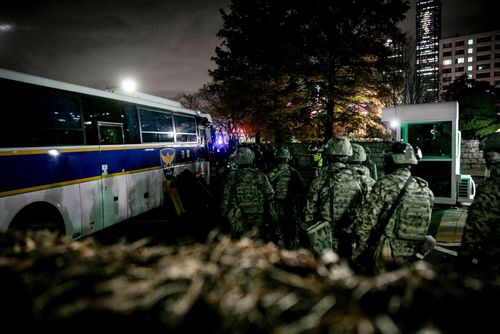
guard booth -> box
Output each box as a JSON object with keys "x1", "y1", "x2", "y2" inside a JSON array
[{"x1": 382, "y1": 102, "x2": 475, "y2": 245}]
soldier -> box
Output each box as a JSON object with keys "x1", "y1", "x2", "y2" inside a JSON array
[
  {"x1": 362, "y1": 146, "x2": 378, "y2": 181},
  {"x1": 351, "y1": 142, "x2": 434, "y2": 274},
  {"x1": 219, "y1": 147, "x2": 280, "y2": 244},
  {"x1": 458, "y1": 132, "x2": 500, "y2": 273},
  {"x1": 303, "y1": 137, "x2": 364, "y2": 256},
  {"x1": 308, "y1": 141, "x2": 324, "y2": 177},
  {"x1": 267, "y1": 146, "x2": 306, "y2": 249},
  {"x1": 347, "y1": 143, "x2": 376, "y2": 195}
]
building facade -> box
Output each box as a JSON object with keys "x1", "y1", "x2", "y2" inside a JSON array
[
  {"x1": 416, "y1": 0, "x2": 441, "y2": 103},
  {"x1": 439, "y1": 30, "x2": 500, "y2": 98}
]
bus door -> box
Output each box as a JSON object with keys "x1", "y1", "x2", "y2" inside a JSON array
[{"x1": 97, "y1": 121, "x2": 128, "y2": 228}]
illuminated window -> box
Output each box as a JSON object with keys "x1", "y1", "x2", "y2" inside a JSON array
[
  {"x1": 467, "y1": 65, "x2": 473, "y2": 71},
  {"x1": 443, "y1": 59, "x2": 452, "y2": 65},
  {"x1": 455, "y1": 58, "x2": 465, "y2": 64},
  {"x1": 468, "y1": 39, "x2": 474, "y2": 45},
  {"x1": 468, "y1": 48, "x2": 473, "y2": 53},
  {"x1": 477, "y1": 63, "x2": 490, "y2": 70},
  {"x1": 468, "y1": 56, "x2": 473, "y2": 62}
]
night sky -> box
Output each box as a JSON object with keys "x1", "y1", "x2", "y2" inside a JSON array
[{"x1": 0, "y1": 0, "x2": 498, "y2": 99}]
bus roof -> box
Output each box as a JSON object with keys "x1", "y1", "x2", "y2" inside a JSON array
[{"x1": 0, "y1": 68, "x2": 212, "y2": 122}]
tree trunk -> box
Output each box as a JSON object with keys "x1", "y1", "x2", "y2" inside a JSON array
[{"x1": 324, "y1": 99, "x2": 334, "y2": 140}]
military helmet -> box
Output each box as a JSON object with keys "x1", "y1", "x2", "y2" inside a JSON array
[
  {"x1": 324, "y1": 137, "x2": 353, "y2": 157},
  {"x1": 480, "y1": 132, "x2": 500, "y2": 152},
  {"x1": 384, "y1": 142, "x2": 418, "y2": 165},
  {"x1": 233, "y1": 147, "x2": 255, "y2": 165},
  {"x1": 348, "y1": 143, "x2": 367, "y2": 162},
  {"x1": 274, "y1": 146, "x2": 291, "y2": 161}
]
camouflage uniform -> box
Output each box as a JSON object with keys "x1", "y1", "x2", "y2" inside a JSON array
[
  {"x1": 352, "y1": 143, "x2": 434, "y2": 273},
  {"x1": 220, "y1": 147, "x2": 279, "y2": 243},
  {"x1": 304, "y1": 137, "x2": 364, "y2": 255},
  {"x1": 347, "y1": 143, "x2": 376, "y2": 195},
  {"x1": 267, "y1": 147, "x2": 306, "y2": 249},
  {"x1": 459, "y1": 133, "x2": 500, "y2": 273}
]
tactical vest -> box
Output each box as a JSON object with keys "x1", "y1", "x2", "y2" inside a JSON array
[
  {"x1": 234, "y1": 170, "x2": 266, "y2": 215},
  {"x1": 318, "y1": 169, "x2": 363, "y2": 226},
  {"x1": 392, "y1": 177, "x2": 433, "y2": 240},
  {"x1": 269, "y1": 167, "x2": 292, "y2": 201}
]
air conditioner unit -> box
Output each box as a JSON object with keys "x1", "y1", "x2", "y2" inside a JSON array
[{"x1": 457, "y1": 174, "x2": 475, "y2": 204}]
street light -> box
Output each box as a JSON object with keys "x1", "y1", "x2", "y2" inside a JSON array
[{"x1": 121, "y1": 78, "x2": 137, "y2": 92}]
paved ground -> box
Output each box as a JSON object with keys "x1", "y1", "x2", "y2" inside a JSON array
[{"x1": 91, "y1": 206, "x2": 219, "y2": 245}]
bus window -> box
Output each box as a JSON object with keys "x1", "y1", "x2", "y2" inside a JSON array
[
  {"x1": 98, "y1": 122, "x2": 124, "y2": 145},
  {"x1": 173, "y1": 114, "x2": 197, "y2": 142},
  {"x1": 83, "y1": 96, "x2": 125, "y2": 145},
  {"x1": 139, "y1": 108, "x2": 174, "y2": 143},
  {"x1": 34, "y1": 93, "x2": 85, "y2": 146},
  {"x1": 0, "y1": 79, "x2": 84, "y2": 147},
  {"x1": 123, "y1": 105, "x2": 140, "y2": 144}
]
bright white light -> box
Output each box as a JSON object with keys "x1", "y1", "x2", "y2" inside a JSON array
[
  {"x1": 121, "y1": 78, "x2": 137, "y2": 92},
  {"x1": 390, "y1": 120, "x2": 399, "y2": 128},
  {"x1": 0, "y1": 23, "x2": 14, "y2": 32},
  {"x1": 48, "y1": 149, "x2": 60, "y2": 157}
]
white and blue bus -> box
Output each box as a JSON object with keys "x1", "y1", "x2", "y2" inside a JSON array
[{"x1": 0, "y1": 68, "x2": 213, "y2": 239}]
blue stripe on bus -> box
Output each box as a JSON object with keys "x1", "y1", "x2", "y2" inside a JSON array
[{"x1": 0, "y1": 146, "x2": 205, "y2": 193}]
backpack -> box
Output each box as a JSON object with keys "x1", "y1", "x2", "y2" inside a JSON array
[
  {"x1": 393, "y1": 177, "x2": 433, "y2": 240},
  {"x1": 321, "y1": 169, "x2": 363, "y2": 225}
]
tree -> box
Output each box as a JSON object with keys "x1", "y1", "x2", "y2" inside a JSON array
[
  {"x1": 210, "y1": 0, "x2": 410, "y2": 142},
  {"x1": 441, "y1": 75, "x2": 500, "y2": 139},
  {"x1": 176, "y1": 84, "x2": 244, "y2": 147}
]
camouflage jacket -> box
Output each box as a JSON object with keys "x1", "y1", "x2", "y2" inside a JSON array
[
  {"x1": 220, "y1": 167, "x2": 277, "y2": 238},
  {"x1": 267, "y1": 162, "x2": 306, "y2": 203},
  {"x1": 352, "y1": 168, "x2": 434, "y2": 264},
  {"x1": 304, "y1": 162, "x2": 364, "y2": 231},
  {"x1": 459, "y1": 164, "x2": 500, "y2": 269},
  {"x1": 347, "y1": 164, "x2": 376, "y2": 195},
  {"x1": 267, "y1": 162, "x2": 306, "y2": 249}
]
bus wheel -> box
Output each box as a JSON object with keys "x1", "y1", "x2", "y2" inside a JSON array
[{"x1": 10, "y1": 202, "x2": 66, "y2": 235}]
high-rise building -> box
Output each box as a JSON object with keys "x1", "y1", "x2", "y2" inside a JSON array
[
  {"x1": 439, "y1": 30, "x2": 500, "y2": 98},
  {"x1": 415, "y1": 0, "x2": 441, "y2": 103}
]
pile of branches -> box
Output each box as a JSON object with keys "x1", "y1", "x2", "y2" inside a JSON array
[{"x1": 0, "y1": 230, "x2": 498, "y2": 333}]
